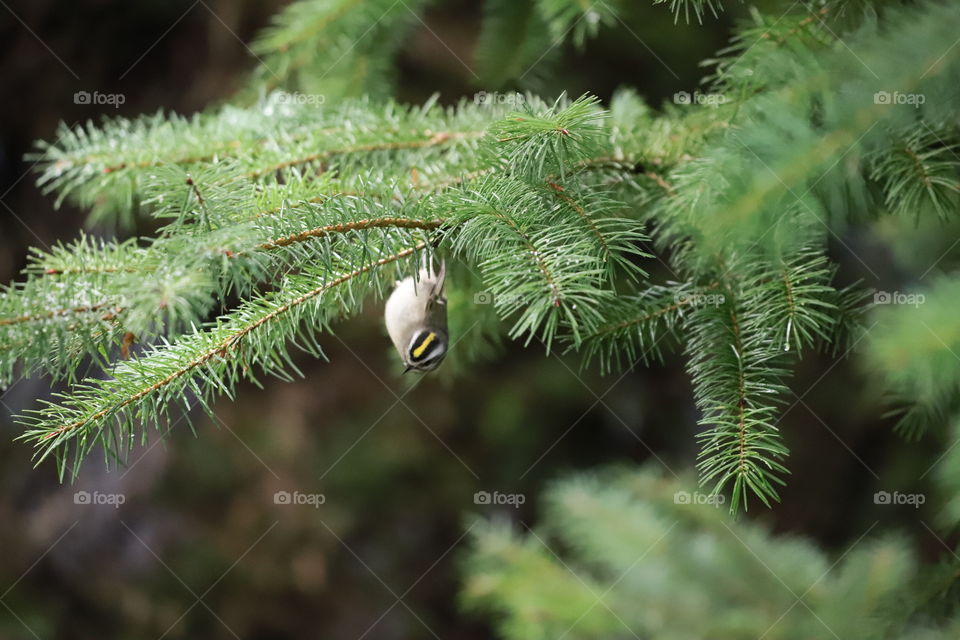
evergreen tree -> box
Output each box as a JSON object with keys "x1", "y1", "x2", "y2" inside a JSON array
[
  {"x1": 3, "y1": 0, "x2": 960, "y2": 592},
  {"x1": 463, "y1": 466, "x2": 960, "y2": 640}
]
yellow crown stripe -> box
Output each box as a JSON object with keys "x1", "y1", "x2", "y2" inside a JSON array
[{"x1": 412, "y1": 332, "x2": 436, "y2": 358}]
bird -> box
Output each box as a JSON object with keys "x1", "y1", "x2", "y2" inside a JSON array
[{"x1": 384, "y1": 258, "x2": 448, "y2": 373}]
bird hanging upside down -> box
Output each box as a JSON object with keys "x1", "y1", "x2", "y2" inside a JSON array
[{"x1": 384, "y1": 259, "x2": 448, "y2": 373}]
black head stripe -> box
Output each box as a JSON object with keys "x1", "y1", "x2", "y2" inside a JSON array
[{"x1": 409, "y1": 330, "x2": 445, "y2": 363}]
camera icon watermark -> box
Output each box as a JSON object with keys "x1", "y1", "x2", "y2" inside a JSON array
[
  {"x1": 873, "y1": 490, "x2": 925, "y2": 509},
  {"x1": 74, "y1": 490, "x2": 126, "y2": 509},
  {"x1": 873, "y1": 291, "x2": 925, "y2": 308},
  {"x1": 73, "y1": 90, "x2": 125, "y2": 109},
  {"x1": 673, "y1": 91, "x2": 728, "y2": 107},
  {"x1": 474, "y1": 490, "x2": 526, "y2": 508},
  {"x1": 873, "y1": 91, "x2": 925, "y2": 108},
  {"x1": 673, "y1": 490, "x2": 725, "y2": 507},
  {"x1": 274, "y1": 490, "x2": 326, "y2": 509}
]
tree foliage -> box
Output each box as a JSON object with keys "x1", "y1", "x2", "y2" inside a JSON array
[
  {"x1": 463, "y1": 467, "x2": 960, "y2": 640},
  {"x1": 3, "y1": 0, "x2": 960, "y2": 519}
]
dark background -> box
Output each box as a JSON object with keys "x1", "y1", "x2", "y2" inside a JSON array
[{"x1": 0, "y1": 1, "x2": 942, "y2": 638}]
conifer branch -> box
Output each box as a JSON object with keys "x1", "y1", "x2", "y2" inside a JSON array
[
  {"x1": 20, "y1": 242, "x2": 427, "y2": 477},
  {"x1": 257, "y1": 217, "x2": 444, "y2": 249},
  {"x1": 6, "y1": 0, "x2": 960, "y2": 518},
  {"x1": 0, "y1": 303, "x2": 115, "y2": 327},
  {"x1": 238, "y1": 131, "x2": 485, "y2": 181}
]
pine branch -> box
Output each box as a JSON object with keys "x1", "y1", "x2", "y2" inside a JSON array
[
  {"x1": 465, "y1": 467, "x2": 956, "y2": 639},
  {"x1": 688, "y1": 291, "x2": 790, "y2": 511},
  {"x1": 577, "y1": 282, "x2": 709, "y2": 373},
  {"x1": 0, "y1": 203, "x2": 445, "y2": 386},
  {"x1": 18, "y1": 241, "x2": 428, "y2": 478},
  {"x1": 869, "y1": 124, "x2": 960, "y2": 221},
  {"x1": 8, "y1": 0, "x2": 960, "y2": 521},
  {"x1": 445, "y1": 174, "x2": 625, "y2": 348},
  {"x1": 256, "y1": 217, "x2": 444, "y2": 250},
  {"x1": 489, "y1": 94, "x2": 607, "y2": 181},
  {"x1": 688, "y1": 247, "x2": 838, "y2": 510},
  {"x1": 33, "y1": 97, "x2": 499, "y2": 228},
  {"x1": 866, "y1": 276, "x2": 960, "y2": 438},
  {"x1": 249, "y1": 0, "x2": 432, "y2": 96}
]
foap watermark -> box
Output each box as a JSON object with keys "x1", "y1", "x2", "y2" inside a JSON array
[
  {"x1": 674, "y1": 490, "x2": 725, "y2": 507},
  {"x1": 673, "y1": 90, "x2": 728, "y2": 107},
  {"x1": 473, "y1": 291, "x2": 524, "y2": 306},
  {"x1": 874, "y1": 291, "x2": 925, "y2": 307},
  {"x1": 74, "y1": 490, "x2": 126, "y2": 508},
  {"x1": 474, "y1": 91, "x2": 524, "y2": 106},
  {"x1": 474, "y1": 490, "x2": 525, "y2": 508},
  {"x1": 274, "y1": 490, "x2": 326, "y2": 509},
  {"x1": 74, "y1": 90, "x2": 125, "y2": 109},
  {"x1": 276, "y1": 91, "x2": 326, "y2": 106},
  {"x1": 874, "y1": 91, "x2": 925, "y2": 108},
  {"x1": 675, "y1": 291, "x2": 725, "y2": 307},
  {"x1": 874, "y1": 490, "x2": 925, "y2": 509}
]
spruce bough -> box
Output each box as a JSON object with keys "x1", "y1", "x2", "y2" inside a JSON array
[{"x1": 2, "y1": 0, "x2": 960, "y2": 518}]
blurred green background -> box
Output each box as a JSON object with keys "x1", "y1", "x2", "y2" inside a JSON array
[{"x1": 0, "y1": 1, "x2": 947, "y2": 638}]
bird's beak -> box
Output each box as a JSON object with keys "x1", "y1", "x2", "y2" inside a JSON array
[{"x1": 403, "y1": 365, "x2": 414, "y2": 374}]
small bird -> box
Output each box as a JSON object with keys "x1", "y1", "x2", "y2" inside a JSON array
[{"x1": 384, "y1": 259, "x2": 448, "y2": 373}]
